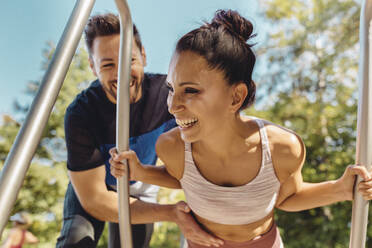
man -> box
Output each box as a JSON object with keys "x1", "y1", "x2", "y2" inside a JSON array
[{"x1": 56, "y1": 13, "x2": 222, "y2": 248}]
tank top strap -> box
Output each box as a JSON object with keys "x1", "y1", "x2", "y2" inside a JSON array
[
  {"x1": 254, "y1": 118, "x2": 273, "y2": 164},
  {"x1": 184, "y1": 141, "x2": 192, "y2": 152},
  {"x1": 11, "y1": 229, "x2": 26, "y2": 248},
  {"x1": 20, "y1": 229, "x2": 26, "y2": 245},
  {"x1": 184, "y1": 141, "x2": 193, "y2": 164}
]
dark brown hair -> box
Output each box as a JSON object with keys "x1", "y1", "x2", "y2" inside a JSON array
[
  {"x1": 176, "y1": 10, "x2": 256, "y2": 110},
  {"x1": 84, "y1": 13, "x2": 142, "y2": 55}
]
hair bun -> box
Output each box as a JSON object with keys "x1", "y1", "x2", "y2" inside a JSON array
[{"x1": 212, "y1": 9, "x2": 255, "y2": 43}]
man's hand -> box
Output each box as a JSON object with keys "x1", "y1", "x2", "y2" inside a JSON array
[{"x1": 173, "y1": 201, "x2": 224, "y2": 247}]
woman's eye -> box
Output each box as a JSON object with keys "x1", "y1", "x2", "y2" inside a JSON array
[{"x1": 185, "y1": 88, "x2": 199, "y2": 94}]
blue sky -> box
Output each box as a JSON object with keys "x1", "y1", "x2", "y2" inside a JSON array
[{"x1": 0, "y1": 0, "x2": 266, "y2": 116}]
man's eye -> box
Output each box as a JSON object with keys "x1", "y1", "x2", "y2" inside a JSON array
[
  {"x1": 185, "y1": 88, "x2": 199, "y2": 94},
  {"x1": 102, "y1": 63, "x2": 114, "y2": 68},
  {"x1": 166, "y1": 84, "x2": 174, "y2": 92}
]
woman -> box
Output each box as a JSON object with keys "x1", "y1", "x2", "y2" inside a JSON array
[
  {"x1": 110, "y1": 10, "x2": 372, "y2": 248},
  {"x1": 1, "y1": 213, "x2": 38, "y2": 248}
]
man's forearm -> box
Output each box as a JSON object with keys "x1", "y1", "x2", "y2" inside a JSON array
[
  {"x1": 82, "y1": 189, "x2": 119, "y2": 222},
  {"x1": 83, "y1": 190, "x2": 177, "y2": 224},
  {"x1": 278, "y1": 181, "x2": 346, "y2": 211},
  {"x1": 129, "y1": 198, "x2": 177, "y2": 224}
]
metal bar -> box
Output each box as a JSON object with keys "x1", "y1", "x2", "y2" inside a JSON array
[
  {"x1": 349, "y1": 0, "x2": 372, "y2": 247},
  {"x1": 114, "y1": 0, "x2": 133, "y2": 247},
  {"x1": 0, "y1": 0, "x2": 95, "y2": 237}
]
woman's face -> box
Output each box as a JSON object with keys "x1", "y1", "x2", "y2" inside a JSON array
[{"x1": 166, "y1": 51, "x2": 234, "y2": 143}]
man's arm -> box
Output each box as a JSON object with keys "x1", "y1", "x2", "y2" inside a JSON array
[
  {"x1": 69, "y1": 166, "x2": 118, "y2": 222},
  {"x1": 69, "y1": 165, "x2": 176, "y2": 223},
  {"x1": 69, "y1": 166, "x2": 224, "y2": 246}
]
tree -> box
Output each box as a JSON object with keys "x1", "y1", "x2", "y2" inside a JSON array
[{"x1": 245, "y1": 0, "x2": 367, "y2": 247}]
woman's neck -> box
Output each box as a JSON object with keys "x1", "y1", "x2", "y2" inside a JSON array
[{"x1": 193, "y1": 114, "x2": 249, "y2": 160}]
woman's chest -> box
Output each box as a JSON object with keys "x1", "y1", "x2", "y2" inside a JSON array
[{"x1": 192, "y1": 150, "x2": 262, "y2": 187}]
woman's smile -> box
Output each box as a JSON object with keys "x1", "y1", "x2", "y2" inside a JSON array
[{"x1": 176, "y1": 117, "x2": 198, "y2": 129}]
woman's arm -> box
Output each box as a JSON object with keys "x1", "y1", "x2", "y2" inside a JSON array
[
  {"x1": 110, "y1": 129, "x2": 184, "y2": 189},
  {"x1": 278, "y1": 165, "x2": 372, "y2": 212},
  {"x1": 110, "y1": 149, "x2": 181, "y2": 189},
  {"x1": 25, "y1": 230, "x2": 39, "y2": 244},
  {"x1": 270, "y1": 125, "x2": 372, "y2": 211}
]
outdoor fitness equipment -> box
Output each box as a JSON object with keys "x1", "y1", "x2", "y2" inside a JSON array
[
  {"x1": 0, "y1": 1, "x2": 371, "y2": 248},
  {"x1": 349, "y1": 0, "x2": 372, "y2": 247}
]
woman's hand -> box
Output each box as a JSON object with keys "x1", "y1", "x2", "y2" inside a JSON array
[
  {"x1": 337, "y1": 165, "x2": 372, "y2": 201},
  {"x1": 109, "y1": 148, "x2": 144, "y2": 181}
]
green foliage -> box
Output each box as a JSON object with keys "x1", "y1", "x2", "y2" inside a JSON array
[{"x1": 247, "y1": 0, "x2": 367, "y2": 247}]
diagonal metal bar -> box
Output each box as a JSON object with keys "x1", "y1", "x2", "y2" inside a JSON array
[
  {"x1": 114, "y1": 0, "x2": 133, "y2": 247},
  {"x1": 349, "y1": 0, "x2": 372, "y2": 247},
  {"x1": 0, "y1": 0, "x2": 95, "y2": 238}
]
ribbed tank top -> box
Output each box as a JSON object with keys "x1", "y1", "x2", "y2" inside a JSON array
[
  {"x1": 179, "y1": 118, "x2": 281, "y2": 225},
  {"x1": 10, "y1": 229, "x2": 26, "y2": 248}
]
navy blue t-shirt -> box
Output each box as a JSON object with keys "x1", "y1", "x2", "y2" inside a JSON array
[{"x1": 64, "y1": 73, "x2": 175, "y2": 189}]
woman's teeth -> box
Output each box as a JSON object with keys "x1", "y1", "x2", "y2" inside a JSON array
[{"x1": 176, "y1": 118, "x2": 198, "y2": 128}]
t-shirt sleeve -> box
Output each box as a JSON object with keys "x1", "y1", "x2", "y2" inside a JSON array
[{"x1": 64, "y1": 110, "x2": 105, "y2": 171}]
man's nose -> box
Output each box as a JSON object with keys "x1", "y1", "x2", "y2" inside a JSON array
[{"x1": 113, "y1": 65, "x2": 118, "y2": 78}]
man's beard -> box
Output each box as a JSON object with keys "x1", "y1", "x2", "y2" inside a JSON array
[
  {"x1": 101, "y1": 80, "x2": 117, "y2": 102},
  {"x1": 129, "y1": 80, "x2": 142, "y2": 103},
  {"x1": 105, "y1": 75, "x2": 143, "y2": 103}
]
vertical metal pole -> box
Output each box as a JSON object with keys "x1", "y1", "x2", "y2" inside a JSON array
[
  {"x1": 114, "y1": 0, "x2": 133, "y2": 247},
  {"x1": 0, "y1": 0, "x2": 95, "y2": 237},
  {"x1": 349, "y1": 0, "x2": 372, "y2": 247}
]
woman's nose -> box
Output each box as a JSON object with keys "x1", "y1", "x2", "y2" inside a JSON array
[{"x1": 167, "y1": 93, "x2": 184, "y2": 114}]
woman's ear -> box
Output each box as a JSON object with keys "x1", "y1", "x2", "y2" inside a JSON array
[{"x1": 230, "y1": 82, "x2": 248, "y2": 113}]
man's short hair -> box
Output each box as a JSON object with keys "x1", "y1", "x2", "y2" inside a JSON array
[{"x1": 84, "y1": 13, "x2": 142, "y2": 55}]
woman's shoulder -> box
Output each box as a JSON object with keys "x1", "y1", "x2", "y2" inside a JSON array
[
  {"x1": 156, "y1": 127, "x2": 183, "y2": 150},
  {"x1": 243, "y1": 116, "x2": 305, "y2": 173},
  {"x1": 266, "y1": 120, "x2": 305, "y2": 174},
  {"x1": 243, "y1": 117, "x2": 302, "y2": 147},
  {"x1": 241, "y1": 115, "x2": 295, "y2": 139},
  {"x1": 155, "y1": 127, "x2": 185, "y2": 179}
]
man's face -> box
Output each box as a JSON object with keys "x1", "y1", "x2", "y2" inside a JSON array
[{"x1": 89, "y1": 34, "x2": 147, "y2": 104}]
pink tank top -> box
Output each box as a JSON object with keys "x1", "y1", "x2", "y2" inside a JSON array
[
  {"x1": 179, "y1": 118, "x2": 280, "y2": 225},
  {"x1": 10, "y1": 229, "x2": 26, "y2": 248}
]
